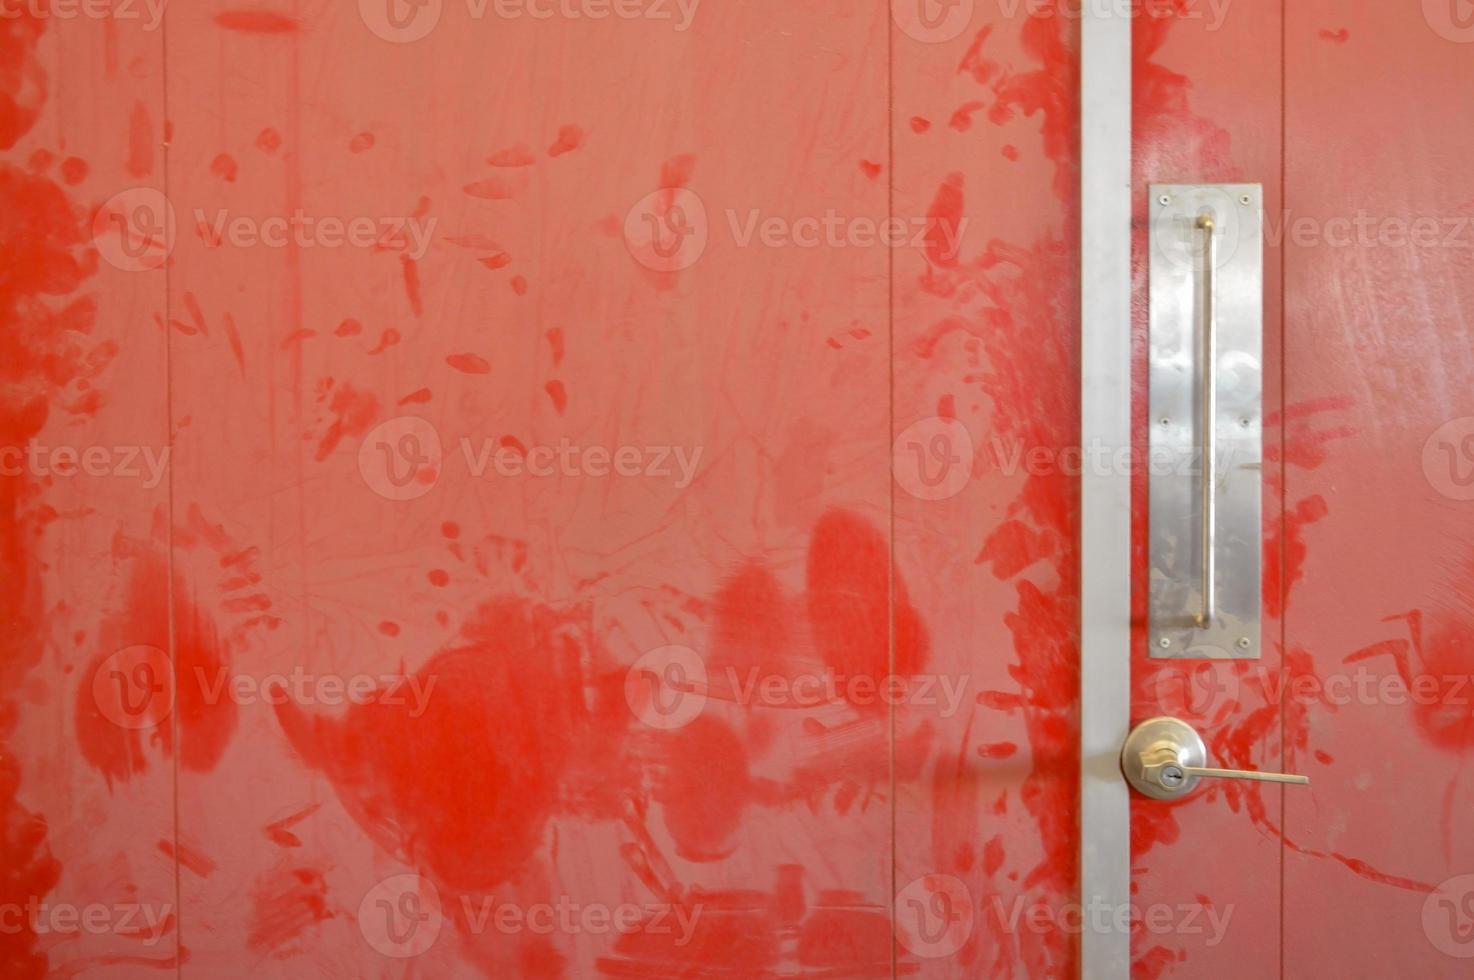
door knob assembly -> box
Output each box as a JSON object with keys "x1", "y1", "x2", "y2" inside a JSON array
[{"x1": 1121, "y1": 716, "x2": 1309, "y2": 801}]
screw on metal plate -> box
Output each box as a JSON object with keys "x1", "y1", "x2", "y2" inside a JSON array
[
  {"x1": 1158, "y1": 194, "x2": 1171, "y2": 206},
  {"x1": 1158, "y1": 637, "x2": 1172, "y2": 649},
  {"x1": 1237, "y1": 637, "x2": 1252, "y2": 649},
  {"x1": 1239, "y1": 194, "x2": 1252, "y2": 205}
]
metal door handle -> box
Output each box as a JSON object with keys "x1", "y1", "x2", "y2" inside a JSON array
[
  {"x1": 1196, "y1": 214, "x2": 1217, "y2": 628},
  {"x1": 1121, "y1": 716, "x2": 1309, "y2": 800}
]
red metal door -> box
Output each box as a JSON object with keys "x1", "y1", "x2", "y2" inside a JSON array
[
  {"x1": 4, "y1": 2, "x2": 1472, "y2": 978},
  {"x1": 3, "y1": 2, "x2": 1083, "y2": 977},
  {"x1": 1130, "y1": 2, "x2": 1474, "y2": 978}
]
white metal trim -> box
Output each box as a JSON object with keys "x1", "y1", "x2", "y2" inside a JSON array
[{"x1": 1080, "y1": 6, "x2": 1132, "y2": 979}]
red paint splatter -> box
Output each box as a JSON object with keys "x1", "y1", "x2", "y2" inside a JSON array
[
  {"x1": 544, "y1": 379, "x2": 567, "y2": 414},
  {"x1": 256, "y1": 127, "x2": 282, "y2": 152},
  {"x1": 264, "y1": 803, "x2": 322, "y2": 848},
  {"x1": 60, "y1": 156, "x2": 87, "y2": 184},
  {"x1": 489, "y1": 144, "x2": 535, "y2": 166},
  {"x1": 548, "y1": 124, "x2": 584, "y2": 157},
  {"x1": 401, "y1": 255, "x2": 422, "y2": 316},
  {"x1": 215, "y1": 9, "x2": 301, "y2": 34},
  {"x1": 210, "y1": 152, "x2": 238, "y2": 182},
  {"x1": 859, "y1": 159, "x2": 882, "y2": 179},
  {"x1": 348, "y1": 131, "x2": 375, "y2": 153},
  {"x1": 334, "y1": 318, "x2": 362, "y2": 337},
  {"x1": 247, "y1": 866, "x2": 334, "y2": 957},
  {"x1": 447, "y1": 353, "x2": 491, "y2": 375},
  {"x1": 313, "y1": 384, "x2": 378, "y2": 461},
  {"x1": 909, "y1": 116, "x2": 931, "y2": 134},
  {"x1": 1319, "y1": 28, "x2": 1350, "y2": 43}
]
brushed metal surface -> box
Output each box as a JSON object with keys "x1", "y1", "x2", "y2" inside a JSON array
[{"x1": 1149, "y1": 184, "x2": 1263, "y2": 659}]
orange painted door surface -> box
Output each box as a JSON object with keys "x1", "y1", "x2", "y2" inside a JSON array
[{"x1": 2, "y1": 2, "x2": 1471, "y2": 979}]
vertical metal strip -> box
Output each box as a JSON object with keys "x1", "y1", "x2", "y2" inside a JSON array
[{"x1": 1080, "y1": 6, "x2": 1132, "y2": 980}]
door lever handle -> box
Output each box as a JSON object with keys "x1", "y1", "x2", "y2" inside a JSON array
[{"x1": 1122, "y1": 716, "x2": 1310, "y2": 800}]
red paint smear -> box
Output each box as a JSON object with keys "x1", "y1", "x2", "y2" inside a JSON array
[
  {"x1": 544, "y1": 379, "x2": 567, "y2": 414},
  {"x1": 949, "y1": 101, "x2": 986, "y2": 132},
  {"x1": 264, "y1": 803, "x2": 322, "y2": 848},
  {"x1": 489, "y1": 144, "x2": 534, "y2": 167},
  {"x1": 445, "y1": 233, "x2": 502, "y2": 250},
  {"x1": 215, "y1": 9, "x2": 301, "y2": 34},
  {"x1": 210, "y1": 152, "x2": 238, "y2": 182},
  {"x1": 247, "y1": 866, "x2": 334, "y2": 957},
  {"x1": 909, "y1": 116, "x2": 931, "y2": 133},
  {"x1": 1319, "y1": 28, "x2": 1350, "y2": 43},
  {"x1": 126, "y1": 100, "x2": 152, "y2": 177},
  {"x1": 256, "y1": 127, "x2": 282, "y2": 153},
  {"x1": 957, "y1": 24, "x2": 999, "y2": 84},
  {"x1": 348, "y1": 131, "x2": 375, "y2": 153},
  {"x1": 273, "y1": 598, "x2": 624, "y2": 891},
  {"x1": 428, "y1": 568, "x2": 450, "y2": 587},
  {"x1": 333, "y1": 317, "x2": 362, "y2": 337},
  {"x1": 1262, "y1": 494, "x2": 1328, "y2": 619},
  {"x1": 858, "y1": 159, "x2": 881, "y2": 179},
  {"x1": 511, "y1": 275, "x2": 528, "y2": 295},
  {"x1": 464, "y1": 177, "x2": 517, "y2": 200},
  {"x1": 548, "y1": 124, "x2": 584, "y2": 157},
  {"x1": 976, "y1": 519, "x2": 1054, "y2": 579},
  {"x1": 478, "y1": 252, "x2": 513, "y2": 270},
  {"x1": 60, "y1": 156, "x2": 87, "y2": 184},
  {"x1": 222, "y1": 313, "x2": 245, "y2": 374},
  {"x1": 1, "y1": 19, "x2": 97, "y2": 966},
  {"x1": 400, "y1": 255, "x2": 422, "y2": 315},
  {"x1": 447, "y1": 352, "x2": 491, "y2": 374},
  {"x1": 397, "y1": 387, "x2": 432, "y2": 405},
  {"x1": 659, "y1": 154, "x2": 696, "y2": 189},
  {"x1": 377, "y1": 621, "x2": 400, "y2": 637},
  {"x1": 314, "y1": 384, "x2": 378, "y2": 461},
  {"x1": 1002, "y1": 144, "x2": 1019, "y2": 161},
  {"x1": 158, "y1": 839, "x2": 217, "y2": 878},
  {"x1": 367, "y1": 328, "x2": 400, "y2": 354},
  {"x1": 924, "y1": 173, "x2": 965, "y2": 268},
  {"x1": 75, "y1": 557, "x2": 239, "y2": 787},
  {"x1": 546, "y1": 327, "x2": 565, "y2": 365}
]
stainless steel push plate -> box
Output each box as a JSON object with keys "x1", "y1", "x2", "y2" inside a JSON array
[{"x1": 1148, "y1": 184, "x2": 1263, "y2": 659}]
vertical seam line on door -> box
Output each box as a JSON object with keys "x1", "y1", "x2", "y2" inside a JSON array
[
  {"x1": 1278, "y1": 2, "x2": 1289, "y2": 977},
  {"x1": 160, "y1": 5, "x2": 181, "y2": 976},
  {"x1": 886, "y1": 4, "x2": 898, "y2": 976}
]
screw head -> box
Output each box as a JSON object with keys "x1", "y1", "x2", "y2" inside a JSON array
[
  {"x1": 1239, "y1": 417, "x2": 1252, "y2": 428},
  {"x1": 1158, "y1": 637, "x2": 1172, "y2": 649},
  {"x1": 1158, "y1": 194, "x2": 1171, "y2": 206},
  {"x1": 1237, "y1": 637, "x2": 1252, "y2": 649},
  {"x1": 1239, "y1": 194, "x2": 1252, "y2": 205},
  {"x1": 1160, "y1": 417, "x2": 1172, "y2": 427}
]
